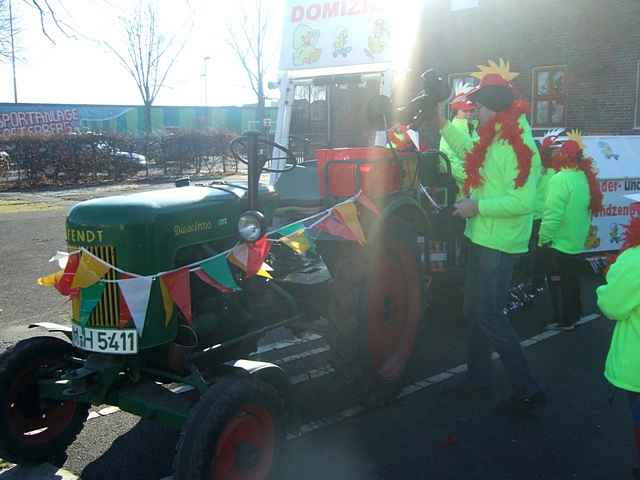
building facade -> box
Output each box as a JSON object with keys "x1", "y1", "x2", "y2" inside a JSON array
[{"x1": 418, "y1": 0, "x2": 640, "y2": 136}]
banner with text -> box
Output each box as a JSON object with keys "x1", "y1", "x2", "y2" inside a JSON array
[{"x1": 279, "y1": 0, "x2": 393, "y2": 71}]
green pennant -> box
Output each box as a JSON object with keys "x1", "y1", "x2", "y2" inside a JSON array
[
  {"x1": 79, "y1": 282, "x2": 106, "y2": 327},
  {"x1": 201, "y1": 255, "x2": 240, "y2": 292},
  {"x1": 277, "y1": 222, "x2": 306, "y2": 237}
]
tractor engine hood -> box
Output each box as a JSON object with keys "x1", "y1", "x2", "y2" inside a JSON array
[{"x1": 66, "y1": 184, "x2": 278, "y2": 276}]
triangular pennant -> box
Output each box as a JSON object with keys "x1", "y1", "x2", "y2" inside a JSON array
[
  {"x1": 229, "y1": 243, "x2": 249, "y2": 269},
  {"x1": 160, "y1": 268, "x2": 192, "y2": 324},
  {"x1": 357, "y1": 192, "x2": 381, "y2": 215},
  {"x1": 277, "y1": 222, "x2": 306, "y2": 237},
  {"x1": 49, "y1": 251, "x2": 70, "y2": 269},
  {"x1": 78, "y1": 282, "x2": 106, "y2": 327},
  {"x1": 118, "y1": 273, "x2": 133, "y2": 328},
  {"x1": 195, "y1": 269, "x2": 233, "y2": 294},
  {"x1": 71, "y1": 252, "x2": 110, "y2": 289},
  {"x1": 117, "y1": 276, "x2": 153, "y2": 336},
  {"x1": 201, "y1": 255, "x2": 240, "y2": 292},
  {"x1": 246, "y1": 237, "x2": 271, "y2": 278},
  {"x1": 334, "y1": 203, "x2": 366, "y2": 245},
  {"x1": 55, "y1": 253, "x2": 80, "y2": 296},
  {"x1": 71, "y1": 293, "x2": 80, "y2": 322},
  {"x1": 256, "y1": 264, "x2": 273, "y2": 280},
  {"x1": 38, "y1": 270, "x2": 63, "y2": 287},
  {"x1": 314, "y1": 214, "x2": 359, "y2": 243},
  {"x1": 281, "y1": 229, "x2": 314, "y2": 255},
  {"x1": 159, "y1": 280, "x2": 174, "y2": 326}
]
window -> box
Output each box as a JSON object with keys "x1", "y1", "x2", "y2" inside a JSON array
[
  {"x1": 635, "y1": 61, "x2": 640, "y2": 129},
  {"x1": 450, "y1": 0, "x2": 479, "y2": 11},
  {"x1": 532, "y1": 66, "x2": 567, "y2": 128}
]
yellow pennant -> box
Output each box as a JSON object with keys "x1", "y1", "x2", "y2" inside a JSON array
[
  {"x1": 37, "y1": 270, "x2": 63, "y2": 287},
  {"x1": 334, "y1": 202, "x2": 366, "y2": 245},
  {"x1": 256, "y1": 263, "x2": 273, "y2": 280},
  {"x1": 71, "y1": 253, "x2": 110, "y2": 289},
  {"x1": 281, "y1": 230, "x2": 311, "y2": 255},
  {"x1": 160, "y1": 280, "x2": 174, "y2": 326},
  {"x1": 71, "y1": 295, "x2": 80, "y2": 321}
]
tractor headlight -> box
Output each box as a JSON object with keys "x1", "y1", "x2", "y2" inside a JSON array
[{"x1": 238, "y1": 211, "x2": 265, "y2": 242}]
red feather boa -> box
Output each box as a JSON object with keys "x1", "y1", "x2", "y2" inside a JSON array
[
  {"x1": 551, "y1": 151, "x2": 604, "y2": 213},
  {"x1": 606, "y1": 217, "x2": 640, "y2": 273},
  {"x1": 463, "y1": 100, "x2": 533, "y2": 195}
]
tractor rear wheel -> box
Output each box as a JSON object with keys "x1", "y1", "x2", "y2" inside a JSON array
[
  {"x1": 174, "y1": 376, "x2": 285, "y2": 480},
  {"x1": 0, "y1": 336, "x2": 89, "y2": 465},
  {"x1": 327, "y1": 218, "x2": 423, "y2": 406}
]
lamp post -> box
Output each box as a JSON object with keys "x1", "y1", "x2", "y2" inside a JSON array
[
  {"x1": 9, "y1": 0, "x2": 17, "y2": 103},
  {"x1": 202, "y1": 56, "x2": 211, "y2": 105}
]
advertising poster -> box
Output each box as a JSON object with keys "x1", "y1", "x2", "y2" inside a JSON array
[{"x1": 279, "y1": 0, "x2": 393, "y2": 71}]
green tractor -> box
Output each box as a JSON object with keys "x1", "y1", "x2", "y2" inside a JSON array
[{"x1": 0, "y1": 80, "x2": 455, "y2": 479}]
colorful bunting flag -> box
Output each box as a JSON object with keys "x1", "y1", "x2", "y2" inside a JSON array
[
  {"x1": 277, "y1": 222, "x2": 306, "y2": 237},
  {"x1": 71, "y1": 252, "x2": 110, "y2": 289},
  {"x1": 229, "y1": 237, "x2": 271, "y2": 278},
  {"x1": 49, "y1": 251, "x2": 70, "y2": 269},
  {"x1": 281, "y1": 229, "x2": 315, "y2": 255},
  {"x1": 78, "y1": 282, "x2": 106, "y2": 327},
  {"x1": 256, "y1": 264, "x2": 273, "y2": 280},
  {"x1": 195, "y1": 269, "x2": 232, "y2": 294},
  {"x1": 315, "y1": 214, "x2": 359, "y2": 243},
  {"x1": 334, "y1": 203, "x2": 366, "y2": 245},
  {"x1": 159, "y1": 280, "x2": 174, "y2": 326},
  {"x1": 117, "y1": 276, "x2": 153, "y2": 336},
  {"x1": 200, "y1": 255, "x2": 240, "y2": 292},
  {"x1": 357, "y1": 192, "x2": 381, "y2": 215},
  {"x1": 53, "y1": 252, "x2": 80, "y2": 296},
  {"x1": 160, "y1": 268, "x2": 192, "y2": 324},
  {"x1": 38, "y1": 270, "x2": 63, "y2": 287}
]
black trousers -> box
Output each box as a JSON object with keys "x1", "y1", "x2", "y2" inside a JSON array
[{"x1": 546, "y1": 249, "x2": 583, "y2": 326}]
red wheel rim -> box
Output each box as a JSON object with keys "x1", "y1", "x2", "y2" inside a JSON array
[
  {"x1": 367, "y1": 241, "x2": 421, "y2": 382},
  {"x1": 211, "y1": 404, "x2": 275, "y2": 480},
  {"x1": 4, "y1": 358, "x2": 77, "y2": 445}
]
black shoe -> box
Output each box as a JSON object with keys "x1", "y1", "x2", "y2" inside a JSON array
[{"x1": 495, "y1": 390, "x2": 547, "y2": 416}]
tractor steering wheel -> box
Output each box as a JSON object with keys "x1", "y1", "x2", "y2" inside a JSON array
[{"x1": 229, "y1": 135, "x2": 297, "y2": 173}]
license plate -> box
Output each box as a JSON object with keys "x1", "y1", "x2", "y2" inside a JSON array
[{"x1": 72, "y1": 325, "x2": 138, "y2": 354}]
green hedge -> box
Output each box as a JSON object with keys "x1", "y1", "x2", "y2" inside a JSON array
[{"x1": 0, "y1": 129, "x2": 238, "y2": 188}]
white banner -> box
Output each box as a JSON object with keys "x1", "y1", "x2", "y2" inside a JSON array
[
  {"x1": 279, "y1": 0, "x2": 393, "y2": 71},
  {"x1": 582, "y1": 136, "x2": 640, "y2": 252},
  {"x1": 588, "y1": 178, "x2": 640, "y2": 252}
]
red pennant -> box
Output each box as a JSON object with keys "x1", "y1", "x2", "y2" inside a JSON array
[
  {"x1": 246, "y1": 237, "x2": 271, "y2": 278},
  {"x1": 195, "y1": 269, "x2": 232, "y2": 294},
  {"x1": 118, "y1": 272, "x2": 133, "y2": 328},
  {"x1": 315, "y1": 215, "x2": 359, "y2": 242},
  {"x1": 357, "y1": 192, "x2": 380, "y2": 215},
  {"x1": 160, "y1": 268, "x2": 192, "y2": 324},
  {"x1": 55, "y1": 253, "x2": 80, "y2": 296}
]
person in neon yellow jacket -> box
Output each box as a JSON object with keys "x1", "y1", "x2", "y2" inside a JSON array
[
  {"x1": 436, "y1": 59, "x2": 544, "y2": 414},
  {"x1": 598, "y1": 216, "x2": 640, "y2": 479},
  {"x1": 439, "y1": 83, "x2": 478, "y2": 201},
  {"x1": 539, "y1": 130, "x2": 603, "y2": 330}
]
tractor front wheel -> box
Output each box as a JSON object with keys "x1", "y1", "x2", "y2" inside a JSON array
[
  {"x1": 0, "y1": 336, "x2": 90, "y2": 465},
  {"x1": 174, "y1": 377, "x2": 285, "y2": 480}
]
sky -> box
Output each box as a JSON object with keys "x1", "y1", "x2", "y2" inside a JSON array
[{"x1": 0, "y1": 0, "x2": 285, "y2": 107}]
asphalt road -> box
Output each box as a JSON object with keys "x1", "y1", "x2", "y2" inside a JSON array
[{"x1": 0, "y1": 184, "x2": 633, "y2": 480}]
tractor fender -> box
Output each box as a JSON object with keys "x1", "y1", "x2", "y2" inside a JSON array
[
  {"x1": 225, "y1": 359, "x2": 291, "y2": 403},
  {"x1": 28, "y1": 322, "x2": 73, "y2": 340},
  {"x1": 375, "y1": 193, "x2": 431, "y2": 237}
]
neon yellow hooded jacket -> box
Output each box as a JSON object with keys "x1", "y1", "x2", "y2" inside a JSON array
[
  {"x1": 440, "y1": 114, "x2": 541, "y2": 254},
  {"x1": 599, "y1": 246, "x2": 640, "y2": 393},
  {"x1": 538, "y1": 168, "x2": 591, "y2": 254},
  {"x1": 439, "y1": 118, "x2": 478, "y2": 200},
  {"x1": 533, "y1": 168, "x2": 555, "y2": 220}
]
